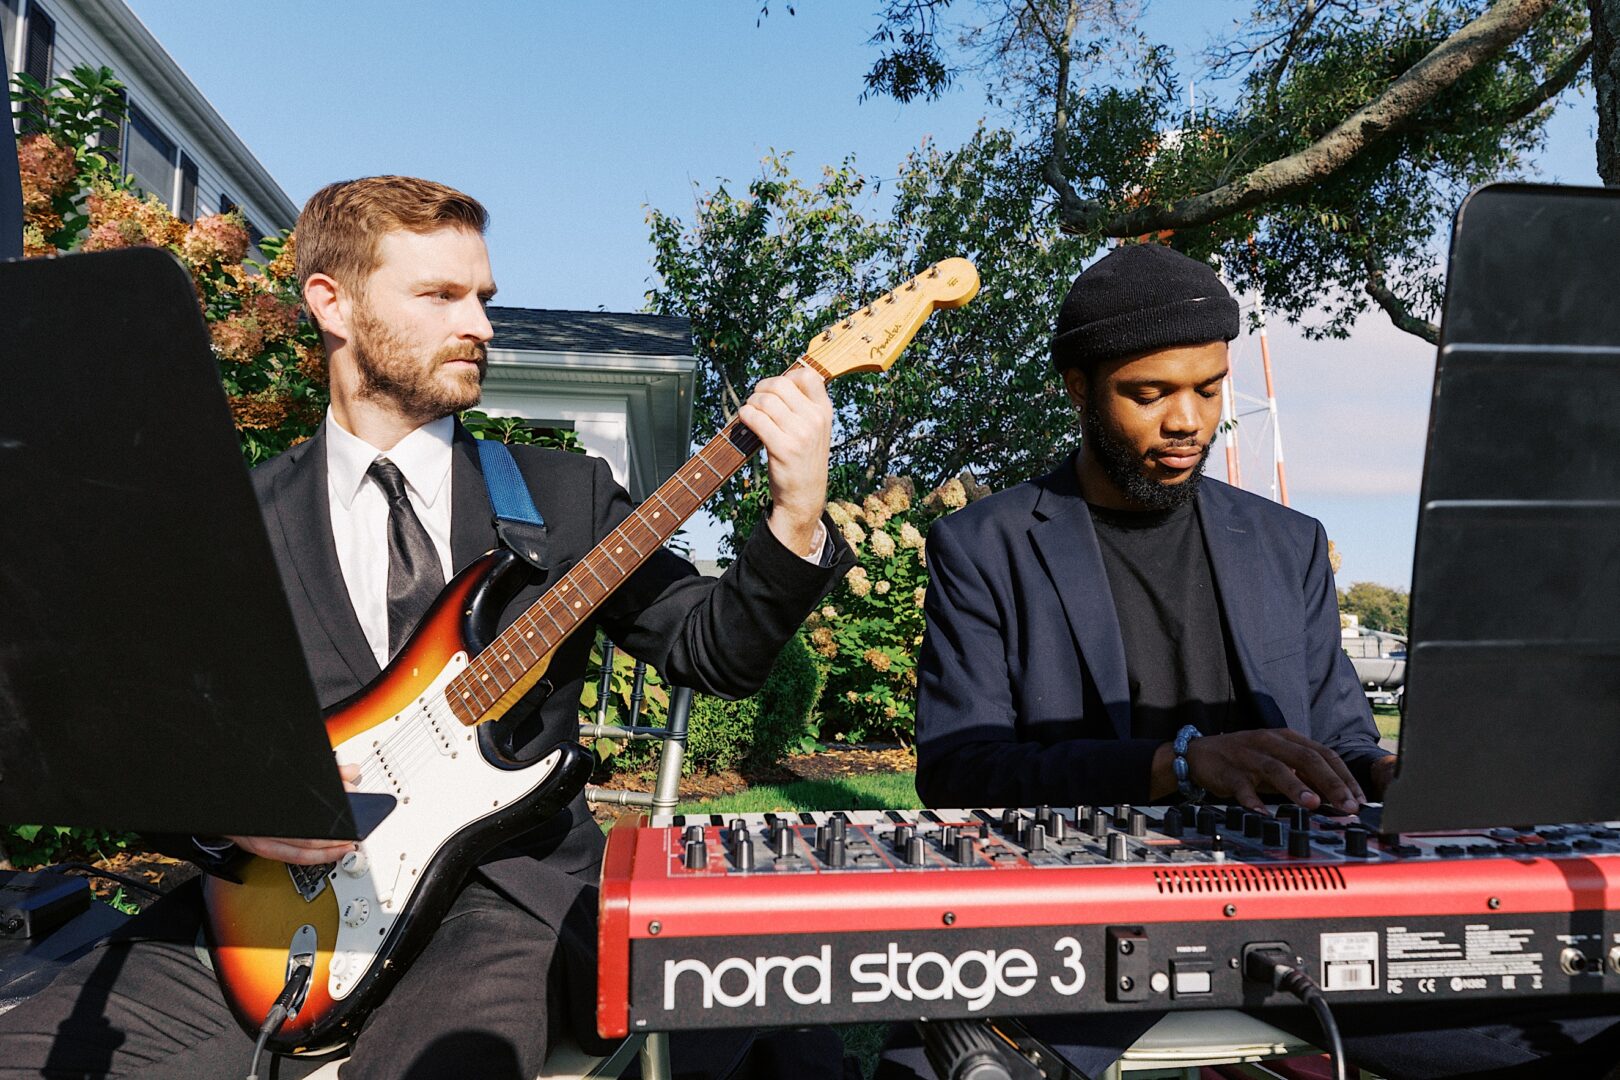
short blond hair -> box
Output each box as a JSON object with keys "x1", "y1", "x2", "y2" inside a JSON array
[{"x1": 295, "y1": 175, "x2": 488, "y2": 292}]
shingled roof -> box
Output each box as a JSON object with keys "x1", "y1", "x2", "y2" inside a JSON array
[{"x1": 485, "y1": 307, "x2": 692, "y2": 356}]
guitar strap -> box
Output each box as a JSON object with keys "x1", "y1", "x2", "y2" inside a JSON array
[{"x1": 476, "y1": 438, "x2": 550, "y2": 571}]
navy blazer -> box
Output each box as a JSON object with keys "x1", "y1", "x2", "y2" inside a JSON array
[{"x1": 916, "y1": 458, "x2": 1383, "y2": 808}]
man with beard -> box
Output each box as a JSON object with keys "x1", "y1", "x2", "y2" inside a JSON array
[
  {"x1": 890, "y1": 245, "x2": 1620, "y2": 1079},
  {"x1": 0, "y1": 176, "x2": 852, "y2": 1078},
  {"x1": 915, "y1": 244, "x2": 1391, "y2": 817}
]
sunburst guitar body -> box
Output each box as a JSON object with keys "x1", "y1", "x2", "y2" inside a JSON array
[{"x1": 201, "y1": 257, "x2": 980, "y2": 1052}]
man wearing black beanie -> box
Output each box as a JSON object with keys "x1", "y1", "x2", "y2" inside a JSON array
[{"x1": 887, "y1": 245, "x2": 1620, "y2": 1079}]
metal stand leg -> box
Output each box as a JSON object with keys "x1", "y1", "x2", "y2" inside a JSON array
[
  {"x1": 652, "y1": 687, "x2": 692, "y2": 814},
  {"x1": 638, "y1": 1031, "x2": 672, "y2": 1080}
]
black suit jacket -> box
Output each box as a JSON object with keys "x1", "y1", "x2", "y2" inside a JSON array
[{"x1": 916, "y1": 458, "x2": 1383, "y2": 808}]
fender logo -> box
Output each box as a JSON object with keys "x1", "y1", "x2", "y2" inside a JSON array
[{"x1": 869, "y1": 323, "x2": 903, "y2": 360}]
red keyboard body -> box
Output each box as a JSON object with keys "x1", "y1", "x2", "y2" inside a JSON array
[{"x1": 597, "y1": 806, "x2": 1620, "y2": 1037}]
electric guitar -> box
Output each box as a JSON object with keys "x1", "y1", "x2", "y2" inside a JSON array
[{"x1": 202, "y1": 257, "x2": 981, "y2": 1052}]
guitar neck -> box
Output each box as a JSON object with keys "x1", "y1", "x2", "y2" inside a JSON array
[
  {"x1": 439, "y1": 256, "x2": 981, "y2": 726},
  {"x1": 441, "y1": 414, "x2": 771, "y2": 725}
]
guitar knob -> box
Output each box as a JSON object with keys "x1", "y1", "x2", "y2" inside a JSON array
[
  {"x1": 342, "y1": 898, "x2": 370, "y2": 927},
  {"x1": 329, "y1": 952, "x2": 347, "y2": 977},
  {"x1": 339, "y1": 849, "x2": 370, "y2": 877}
]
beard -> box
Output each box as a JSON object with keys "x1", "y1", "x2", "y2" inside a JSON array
[
  {"x1": 1081, "y1": 399, "x2": 1211, "y2": 511},
  {"x1": 350, "y1": 301, "x2": 486, "y2": 423}
]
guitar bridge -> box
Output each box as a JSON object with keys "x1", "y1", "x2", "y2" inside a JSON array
[{"x1": 288, "y1": 861, "x2": 335, "y2": 902}]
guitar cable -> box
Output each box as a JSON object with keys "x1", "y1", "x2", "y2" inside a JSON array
[
  {"x1": 1244, "y1": 946, "x2": 1348, "y2": 1080},
  {"x1": 245, "y1": 958, "x2": 313, "y2": 1080}
]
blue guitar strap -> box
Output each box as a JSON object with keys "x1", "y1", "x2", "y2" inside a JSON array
[{"x1": 476, "y1": 438, "x2": 550, "y2": 571}]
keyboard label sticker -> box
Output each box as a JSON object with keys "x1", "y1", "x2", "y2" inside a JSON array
[{"x1": 1319, "y1": 931, "x2": 1379, "y2": 991}]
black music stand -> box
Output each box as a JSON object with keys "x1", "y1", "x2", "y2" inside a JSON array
[
  {"x1": 0, "y1": 247, "x2": 386, "y2": 840},
  {"x1": 1381, "y1": 183, "x2": 1620, "y2": 832}
]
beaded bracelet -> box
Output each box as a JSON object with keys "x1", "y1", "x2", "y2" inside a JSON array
[{"x1": 1173, "y1": 723, "x2": 1206, "y2": 802}]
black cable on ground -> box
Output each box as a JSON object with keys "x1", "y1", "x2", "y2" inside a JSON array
[
  {"x1": 1245, "y1": 946, "x2": 1348, "y2": 1080},
  {"x1": 49, "y1": 862, "x2": 165, "y2": 898},
  {"x1": 246, "y1": 961, "x2": 313, "y2": 1080}
]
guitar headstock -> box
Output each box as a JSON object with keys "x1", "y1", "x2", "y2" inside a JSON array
[{"x1": 801, "y1": 257, "x2": 980, "y2": 379}]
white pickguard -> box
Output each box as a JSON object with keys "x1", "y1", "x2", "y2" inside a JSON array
[{"x1": 321, "y1": 652, "x2": 562, "y2": 1000}]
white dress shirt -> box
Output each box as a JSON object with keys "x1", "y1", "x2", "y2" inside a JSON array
[{"x1": 325, "y1": 412, "x2": 456, "y2": 667}]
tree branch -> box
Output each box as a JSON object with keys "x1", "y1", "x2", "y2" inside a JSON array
[
  {"x1": 1041, "y1": 1, "x2": 1106, "y2": 225},
  {"x1": 1364, "y1": 263, "x2": 1440, "y2": 344},
  {"x1": 1260, "y1": 0, "x2": 1322, "y2": 114},
  {"x1": 1494, "y1": 36, "x2": 1593, "y2": 125},
  {"x1": 1056, "y1": 0, "x2": 1560, "y2": 236}
]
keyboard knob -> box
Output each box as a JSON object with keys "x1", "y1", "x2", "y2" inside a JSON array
[
  {"x1": 684, "y1": 838, "x2": 709, "y2": 870},
  {"x1": 1262, "y1": 818, "x2": 1285, "y2": 847},
  {"x1": 941, "y1": 825, "x2": 959, "y2": 848},
  {"x1": 773, "y1": 827, "x2": 795, "y2": 858},
  {"x1": 1289, "y1": 828, "x2": 1313, "y2": 858},
  {"x1": 905, "y1": 835, "x2": 928, "y2": 866},
  {"x1": 1107, "y1": 833, "x2": 1128, "y2": 862},
  {"x1": 1001, "y1": 808, "x2": 1020, "y2": 834},
  {"x1": 1245, "y1": 813, "x2": 1266, "y2": 839},
  {"x1": 1128, "y1": 811, "x2": 1147, "y2": 837},
  {"x1": 954, "y1": 835, "x2": 975, "y2": 863},
  {"x1": 1048, "y1": 813, "x2": 1067, "y2": 842},
  {"x1": 734, "y1": 838, "x2": 756, "y2": 871},
  {"x1": 825, "y1": 837, "x2": 847, "y2": 868},
  {"x1": 894, "y1": 824, "x2": 914, "y2": 849},
  {"x1": 829, "y1": 815, "x2": 847, "y2": 841},
  {"x1": 1345, "y1": 827, "x2": 1370, "y2": 858},
  {"x1": 1027, "y1": 824, "x2": 1046, "y2": 852},
  {"x1": 1035, "y1": 805, "x2": 1053, "y2": 828},
  {"x1": 1089, "y1": 811, "x2": 1110, "y2": 838},
  {"x1": 1197, "y1": 808, "x2": 1220, "y2": 836},
  {"x1": 1225, "y1": 805, "x2": 1246, "y2": 830},
  {"x1": 1161, "y1": 808, "x2": 1184, "y2": 837},
  {"x1": 684, "y1": 825, "x2": 704, "y2": 844}
]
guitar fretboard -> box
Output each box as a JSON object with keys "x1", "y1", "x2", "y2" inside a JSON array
[{"x1": 442, "y1": 420, "x2": 764, "y2": 725}]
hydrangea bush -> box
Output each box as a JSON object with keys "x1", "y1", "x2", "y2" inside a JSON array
[{"x1": 805, "y1": 472, "x2": 992, "y2": 744}]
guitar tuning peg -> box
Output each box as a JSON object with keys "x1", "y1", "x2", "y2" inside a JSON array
[
  {"x1": 928, "y1": 267, "x2": 940, "y2": 277},
  {"x1": 883, "y1": 292, "x2": 896, "y2": 304},
  {"x1": 821, "y1": 330, "x2": 833, "y2": 342}
]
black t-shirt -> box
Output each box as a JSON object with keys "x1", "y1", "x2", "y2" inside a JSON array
[{"x1": 1088, "y1": 501, "x2": 1250, "y2": 742}]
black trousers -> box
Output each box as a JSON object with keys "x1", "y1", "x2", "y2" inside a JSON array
[{"x1": 0, "y1": 877, "x2": 574, "y2": 1080}]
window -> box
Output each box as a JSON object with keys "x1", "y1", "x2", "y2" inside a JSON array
[
  {"x1": 177, "y1": 154, "x2": 198, "y2": 221},
  {"x1": 19, "y1": 2, "x2": 54, "y2": 133},
  {"x1": 125, "y1": 104, "x2": 177, "y2": 206}
]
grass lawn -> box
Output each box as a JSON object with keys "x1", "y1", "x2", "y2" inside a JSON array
[
  {"x1": 1373, "y1": 706, "x2": 1401, "y2": 742},
  {"x1": 676, "y1": 771, "x2": 920, "y2": 817}
]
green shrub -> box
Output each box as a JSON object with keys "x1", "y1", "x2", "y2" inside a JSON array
[
  {"x1": 685, "y1": 631, "x2": 823, "y2": 774},
  {"x1": 807, "y1": 473, "x2": 989, "y2": 743}
]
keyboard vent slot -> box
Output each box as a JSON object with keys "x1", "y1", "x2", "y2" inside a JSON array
[{"x1": 1153, "y1": 865, "x2": 1346, "y2": 894}]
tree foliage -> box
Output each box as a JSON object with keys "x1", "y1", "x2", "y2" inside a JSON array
[
  {"x1": 850, "y1": 0, "x2": 1596, "y2": 343},
  {"x1": 647, "y1": 132, "x2": 1090, "y2": 534},
  {"x1": 1339, "y1": 581, "x2": 1411, "y2": 635}
]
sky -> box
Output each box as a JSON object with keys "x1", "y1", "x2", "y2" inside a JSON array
[{"x1": 122, "y1": 0, "x2": 1606, "y2": 586}]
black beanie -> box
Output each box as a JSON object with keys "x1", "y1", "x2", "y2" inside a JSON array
[{"x1": 1051, "y1": 245, "x2": 1240, "y2": 371}]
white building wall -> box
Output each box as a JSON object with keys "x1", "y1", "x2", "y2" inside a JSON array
[
  {"x1": 474, "y1": 388, "x2": 633, "y2": 494},
  {"x1": 10, "y1": 0, "x2": 291, "y2": 239}
]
